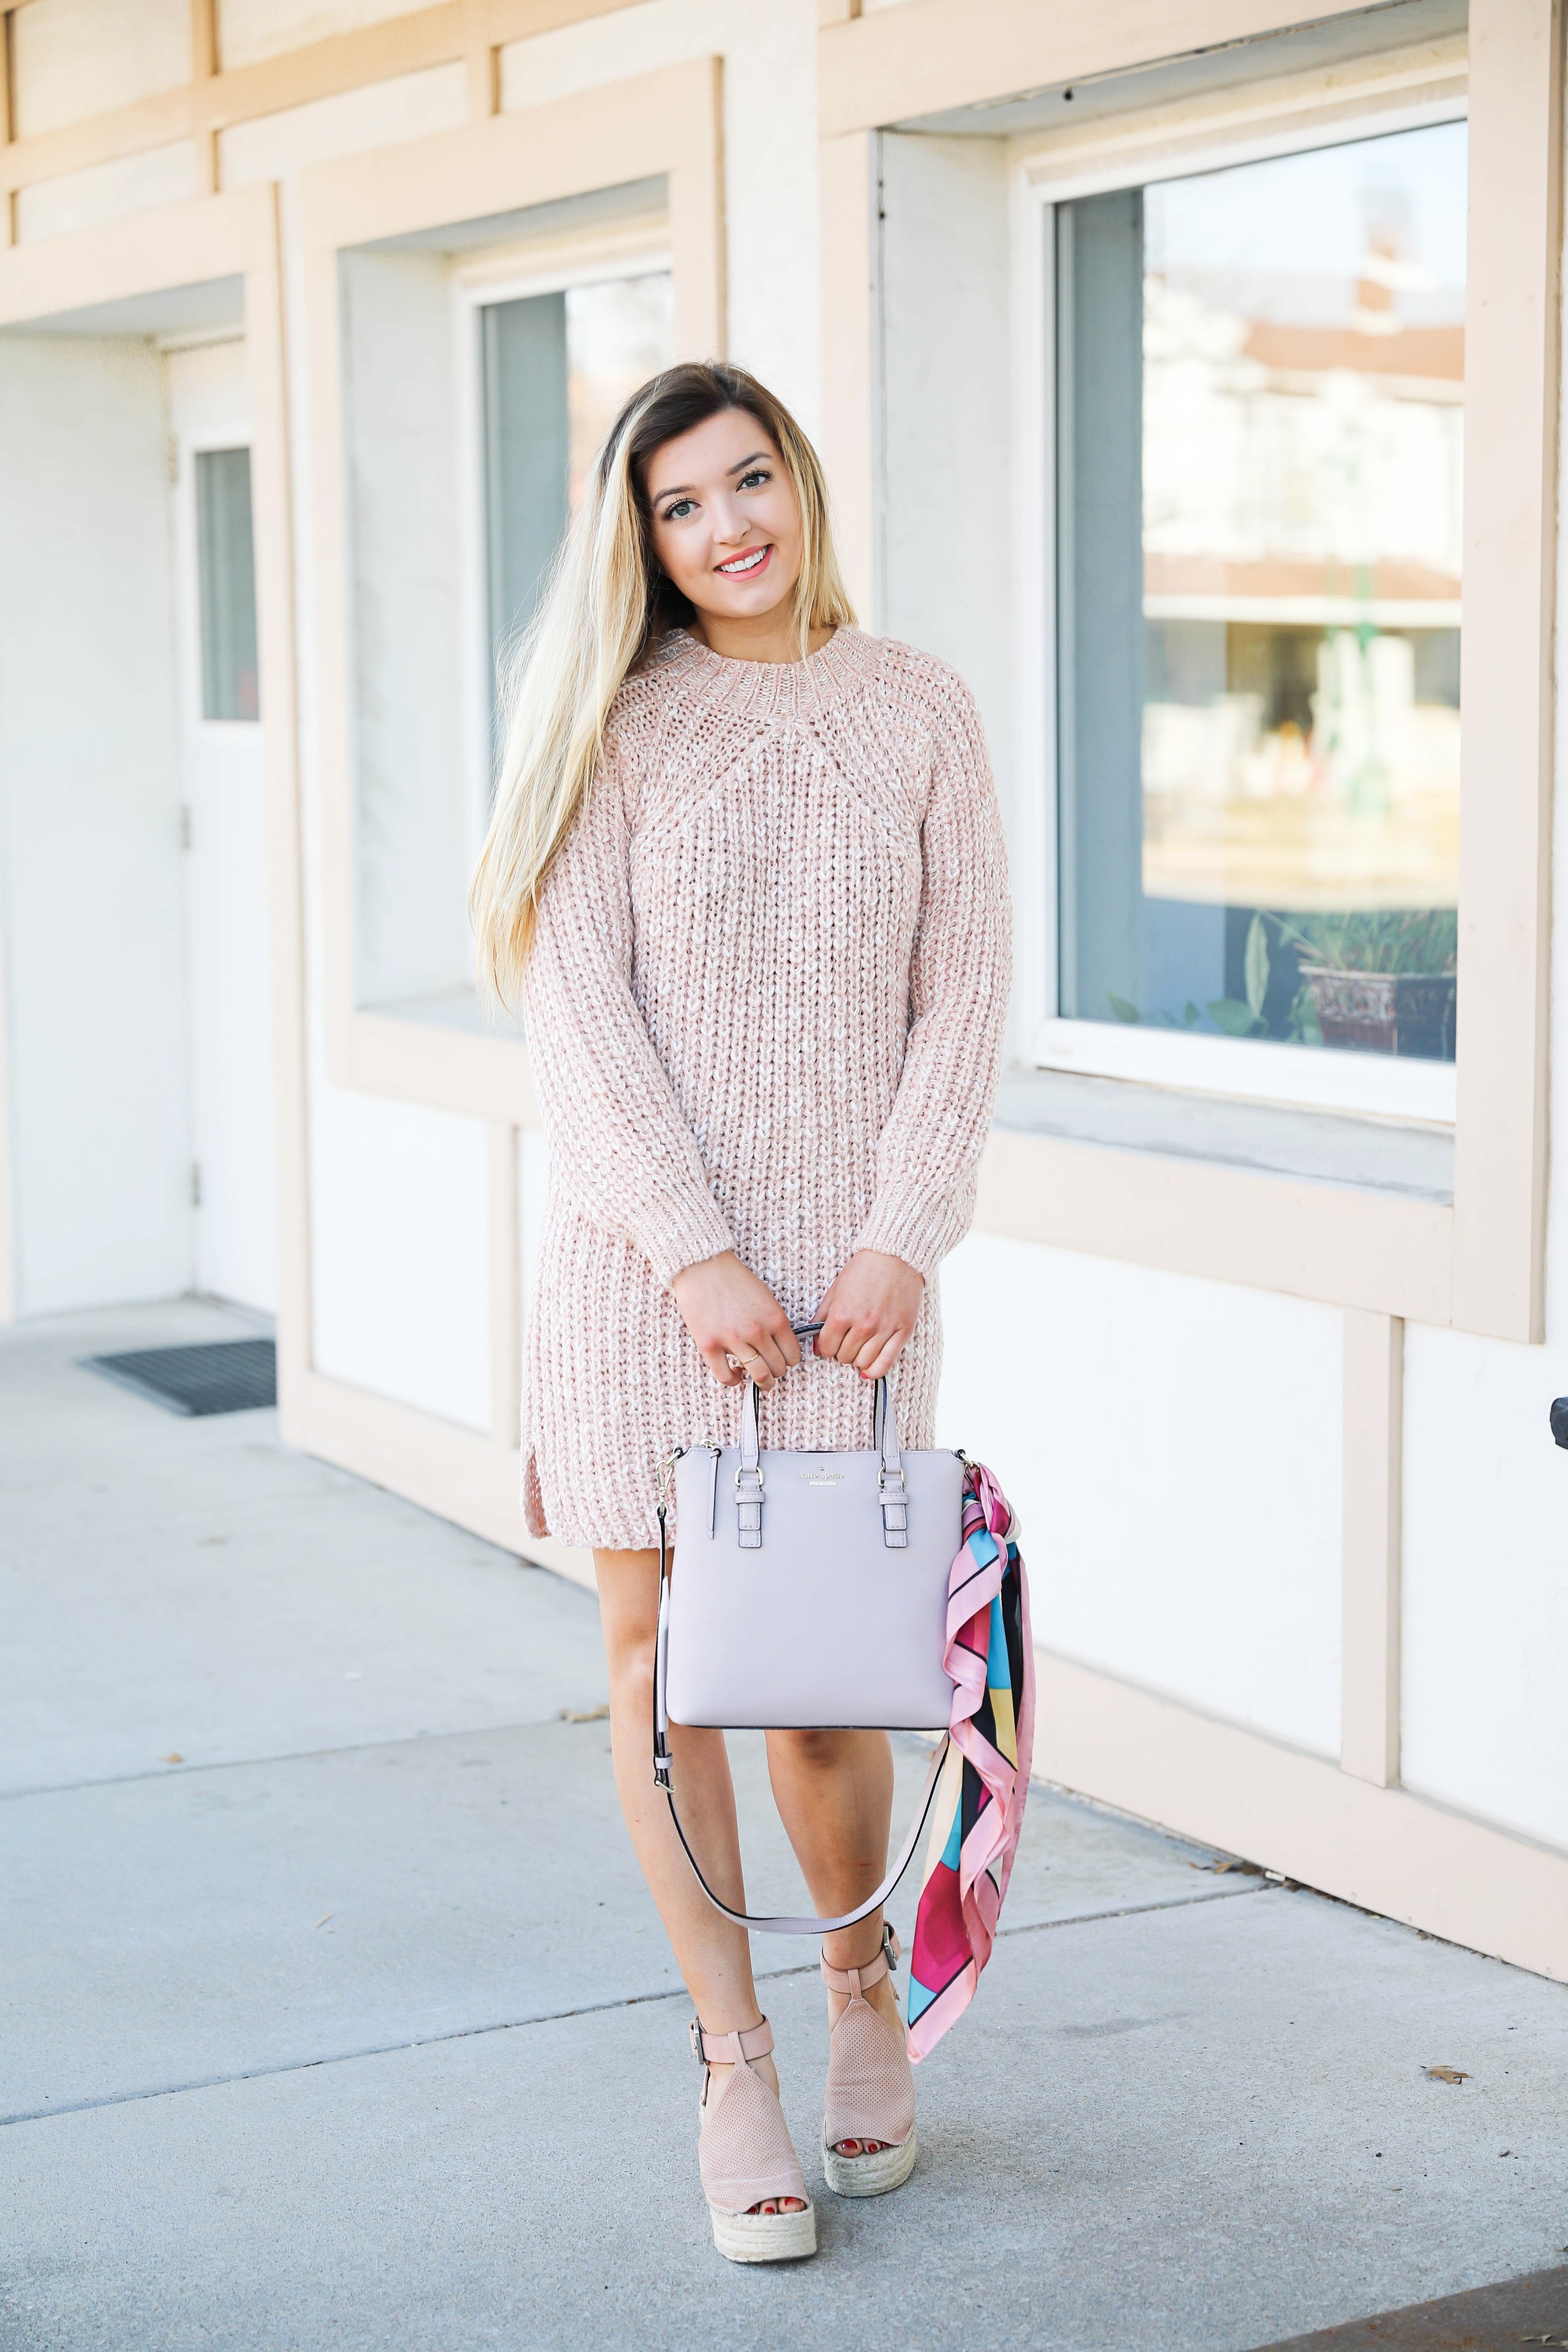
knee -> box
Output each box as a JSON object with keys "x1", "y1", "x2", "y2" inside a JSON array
[
  {"x1": 772, "y1": 1726, "x2": 848, "y2": 1772},
  {"x1": 601, "y1": 1616, "x2": 657, "y2": 1703}
]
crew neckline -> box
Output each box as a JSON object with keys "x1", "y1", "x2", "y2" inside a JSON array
[{"x1": 652, "y1": 624, "x2": 881, "y2": 715}]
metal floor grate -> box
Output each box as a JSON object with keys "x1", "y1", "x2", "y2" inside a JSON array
[{"x1": 80, "y1": 1338, "x2": 276, "y2": 1418}]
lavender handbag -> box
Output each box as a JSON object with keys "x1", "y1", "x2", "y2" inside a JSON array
[{"x1": 652, "y1": 1323, "x2": 962, "y2": 1934}]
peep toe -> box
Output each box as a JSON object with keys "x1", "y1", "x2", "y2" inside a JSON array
[
  {"x1": 692, "y1": 2016, "x2": 817, "y2": 2263},
  {"x1": 820, "y1": 1925, "x2": 918, "y2": 2197}
]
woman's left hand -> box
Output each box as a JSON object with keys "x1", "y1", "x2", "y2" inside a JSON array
[{"x1": 813, "y1": 1250, "x2": 924, "y2": 1381}]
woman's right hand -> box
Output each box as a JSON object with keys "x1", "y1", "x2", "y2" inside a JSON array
[{"x1": 670, "y1": 1251, "x2": 802, "y2": 1391}]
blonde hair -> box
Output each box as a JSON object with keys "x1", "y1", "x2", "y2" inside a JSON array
[{"x1": 468, "y1": 361, "x2": 856, "y2": 1005}]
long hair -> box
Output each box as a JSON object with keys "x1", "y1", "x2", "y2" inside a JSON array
[{"x1": 468, "y1": 360, "x2": 856, "y2": 1006}]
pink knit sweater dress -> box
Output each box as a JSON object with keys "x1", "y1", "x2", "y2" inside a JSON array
[{"x1": 519, "y1": 624, "x2": 1011, "y2": 1550}]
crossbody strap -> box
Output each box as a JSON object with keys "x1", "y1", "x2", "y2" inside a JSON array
[{"x1": 652, "y1": 1482, "x2": 950, "y2": 1935}]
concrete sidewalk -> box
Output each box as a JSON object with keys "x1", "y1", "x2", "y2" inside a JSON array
[{"x1": 3, "y1": 1301, "x2": 1566, "y2": 2352}]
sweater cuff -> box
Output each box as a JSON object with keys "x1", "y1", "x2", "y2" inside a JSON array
[
  {"x1": 638, "y1": 1190, "x2": 738, "y2": 1294},
  {"x1": 853, "y1": 1174, "x2": 976, "y2": 1281}
]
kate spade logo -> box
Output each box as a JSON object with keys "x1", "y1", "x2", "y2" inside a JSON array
[{"x1": 801, "y1": 1470, "x2": 845, "y2": 1487}]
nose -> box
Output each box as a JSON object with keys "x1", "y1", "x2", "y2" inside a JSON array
[{"x1": 710, "y1": 489, "x2": 752, "y2": 546}]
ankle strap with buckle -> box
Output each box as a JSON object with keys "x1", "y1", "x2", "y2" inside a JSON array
[
  {"x1": 690, "y1": 2015, "x2": 774, "y2": 2068},
  {"x1": 820, "y1": 1924, "x2": 900, "y2": 1999}
]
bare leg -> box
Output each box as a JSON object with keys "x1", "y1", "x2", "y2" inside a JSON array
[
  {"x1": 764, "y1": 1728, "x2": 904, "y2": 2155},
  {"x1": 594, "y1": 1547, "x2": 805, "y2": 2215}
]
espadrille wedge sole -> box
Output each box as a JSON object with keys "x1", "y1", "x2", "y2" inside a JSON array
[
  {"x1": 820, "y1": 1927, "x2": 917, "y2": 2200},
  {"x1": 693, "y1": 2016, "x2": 816, "y2": 2264}
]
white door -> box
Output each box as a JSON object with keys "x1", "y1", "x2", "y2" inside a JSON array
[{"x1": 165, "y1": 340, "x2": 278, "y2": 1312}]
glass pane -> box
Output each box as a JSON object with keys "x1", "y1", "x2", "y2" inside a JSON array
[
  {"x1": 482, "y1": 271, "x2": 674, "y2": 664},
  {"x1": 195, "y1": 447, "x2": 259, "y2": 722},
  {"x1": 1058, "y1": 122, "x2": 1465, "y2": 1061}
]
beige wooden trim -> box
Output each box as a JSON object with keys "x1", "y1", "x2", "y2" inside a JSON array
[
  {"x1": 974, "y1": 1130, "x2": 1452, "y2": 1325},
  {"x1": 1450, "y1": 0, "x2": 1562, "y2": 1343},
  {"x1": 0, "y1": 186, "x2": 309, "y2": 1401},
  {"x1": 818, "y1": 130, "x2": 877, "y2": 620},
  {"x1": 487, "y1": 1119, "x2": 521, "y2": 1447},
  {"x1": 1, "y1": 10, "x2": 16, "y2": 248},
  {"x1": 243, "y1": 188, "x2": 314, "y2": 1435},
  {"x1": 0, "y1": 178, "x2": 265, "y2": 317},
  {"x1": 1340, "y1": 1310, "x2": 1404, "y2": 1789},
  {"x1": 1039, "y1": 1650, "x2": 1568, "y2": 1984},
  {"x1": 0, "y1": 0, "x2": 650, "y2": 202},
  {"x1": 190, "y1": 0, "x2": 218, "y2": 195},
  {"x1": 282, "y1": 1362, "x2": 594, "y2": 1590},
  {"x1": 463, "y1": 0, "x2": 499, "y2": 121},
  {"x1": 345, "y1": 1018, "x2": 537, "y2": 1123},
  {"x1": 820, "y1": 0, "x2": 1388, "y2": 138},
  {"x1": 298, "y1": 59, "x2": 724, "y2": 1121}
]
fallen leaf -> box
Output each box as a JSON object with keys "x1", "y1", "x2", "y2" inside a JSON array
[
  {"x1": 563, "y1": 1704, "x2": 610, "y2": 1723},
  {"x1": 315, "y1": 1914, "x2": 333, "y2": 1929},
  {"x1": 1424, "y1": 2065, "x2": 1471, "y2": 2084},
  {"x1": 162, "y1": 1752, "x2": 183, "y2": 1765}
]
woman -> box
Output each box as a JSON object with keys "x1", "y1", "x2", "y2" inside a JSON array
[{"x1": 470, "y1": 362, "x2": 1009, "y2": 2264}]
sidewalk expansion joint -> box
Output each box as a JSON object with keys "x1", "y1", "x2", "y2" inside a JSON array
[
  {"x1": 0, "y1": 1718, "x2": 595, "y2": 1803},
  {"x1": 0, "y1": 1882, "x2": 1270, "y2": 2132}
]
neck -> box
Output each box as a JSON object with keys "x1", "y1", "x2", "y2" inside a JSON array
[{"x1": 688, "y1": 608, "x2": 836, "y2": 665}]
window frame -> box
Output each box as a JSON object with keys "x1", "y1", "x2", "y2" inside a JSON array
[
  {"x1": 1018, "y1": 94, "x2": 1471, "y2": 1127},
  {"x1": 296, "y1": 59, "x2": 725, "y2": 1126},
  {"x1": 451, "y1": 241, "x2": 675, "y2": 880}
]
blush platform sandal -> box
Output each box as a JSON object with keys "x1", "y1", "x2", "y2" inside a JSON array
[
  {"x1": 820, "y1": 1926, "x2": 918, "y2": 2197},
  {"x1": 692, "y1": 2016, "x2": 817, "y2": 2263}
]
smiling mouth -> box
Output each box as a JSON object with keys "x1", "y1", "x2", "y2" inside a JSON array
[{"x1": 715, "y1": 545, "x2": 772, "y2": 578}]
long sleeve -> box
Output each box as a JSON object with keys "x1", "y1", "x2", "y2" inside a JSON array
[
  {"x1": 521, "y1": 741, "x2": 736, "y2": 1291},
  {"x1": 852, "y1": 673, "x2": 1012, "y2": 1278}
]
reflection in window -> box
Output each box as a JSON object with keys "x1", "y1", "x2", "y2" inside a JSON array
[
  {"x1": 1056, "y1": 122, "x2": 1464, "y2": 1061},
  {"x1": 195, "y1": 447, "x2": 259, "y2": 722},
  {"x1": 482, "y1": 271, "x2": 674, "y2": 672}
]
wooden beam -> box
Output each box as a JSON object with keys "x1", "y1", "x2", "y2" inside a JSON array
[
  {"x1": 1450, "y1": 0, "x2": 1564, "y2": 1340},
  {"x1": 464, "y1": 0, "x2": 498, "y2": 118},
  {"x1": 1340, "y1": 1310, "x2": 1404, "y2": 1789},
  {"x1": 190, "y1": 0, "x2": 218, "y2": 193},
  {"x1": 819, "y1": 0, "x2": 1392, "y2": 137},
  {"x1": 1, "y1": 11, "x2": 15, "y2": 247},
  {"x1": 0, "y1": 0, "x2": 650, "y2": 198}
]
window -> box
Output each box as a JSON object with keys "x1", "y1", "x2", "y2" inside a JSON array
[
  {"x1": 1055, "y1": 120, "x2": 1465, "y2": 1073},
  {"x1": 481, "y1": 271, "x2": 674, "y2": 671},
  {"x1": 194, "y1": 447, "x2": 259, "y2": 722}
]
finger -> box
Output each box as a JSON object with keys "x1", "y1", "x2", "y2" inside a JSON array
[
  {"x1": 852, "y1": 1326, "x2": 895, "y2": 1376},
  {"x1": 774, "y1": 1319, "x2": 802, "y2": 1370},
  {"x1": 860, "y1": 1331, "x2": 906, "y2": 1381},
  {"x1": 752, "y1": 1329, "x2": 793, "y2": 1380},
  {"x1": 813, "y1": 1301, "x2": 848, "y2": 1359},
  {"x1": 832, "y1": 1320, "x2": 876, "y2": 1368}
]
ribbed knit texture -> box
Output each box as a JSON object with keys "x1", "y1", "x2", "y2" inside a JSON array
[{"x1": 519, "y1": 625, "x2": 1011, "y2": 1549}]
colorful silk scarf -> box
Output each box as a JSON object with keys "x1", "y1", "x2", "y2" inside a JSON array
[{"x1": 906, "y1": 1462, "x2": 1034, "y2": 2060}]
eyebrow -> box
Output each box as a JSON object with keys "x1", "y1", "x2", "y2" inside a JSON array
[{"x1": 651, "y1": 451, "x2": 772, "y2": 505}]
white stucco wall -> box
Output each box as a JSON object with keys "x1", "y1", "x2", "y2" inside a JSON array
[
  {"x1": 939, "y1": 1234, "x2": 1345, "y2": 1757},
  {"x1": 0, "y1": 335, "x2": 190, "y2": 1312}
]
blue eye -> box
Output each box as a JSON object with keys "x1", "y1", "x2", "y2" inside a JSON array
[
  {"x1": 740, "y1": 469, "x2": 769, "y2": 489},
  {"x1": 662, "y1": 498, "x2": 696, "y2": 521}
]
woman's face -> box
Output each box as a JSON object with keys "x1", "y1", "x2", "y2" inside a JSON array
[{"x1": 644, "y1": 409, "x2": 803, "y2": 628}]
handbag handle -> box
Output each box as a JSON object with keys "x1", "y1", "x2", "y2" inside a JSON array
[{"x1": 736, "y1": 1322, "x2": 907, "y2": 1552}]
